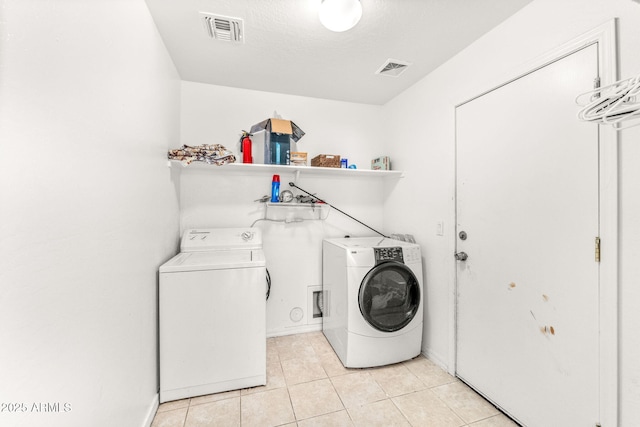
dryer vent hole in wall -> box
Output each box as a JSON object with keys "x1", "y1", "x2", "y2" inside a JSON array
[
  {"x1": 312, "y1": 291, "x2": 323, "y2": 318},
  {"x1": 307, "y1": 286, "x2": 324, "y2": 325}
]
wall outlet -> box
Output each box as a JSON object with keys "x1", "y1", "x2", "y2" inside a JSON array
[{"x1": 436, "y1": 221, "x2": 444, "y2": 236}]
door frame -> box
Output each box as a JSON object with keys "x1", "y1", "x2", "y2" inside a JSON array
[{"x1": 450, "y1": 20, "x2": 618, "y2": 427}]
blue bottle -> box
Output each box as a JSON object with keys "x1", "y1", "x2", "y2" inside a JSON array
[{"x1": 271, "y1": 174, "x2": 280, "y2": 202}]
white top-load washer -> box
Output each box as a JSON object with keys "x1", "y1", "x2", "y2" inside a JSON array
[
  {"x1": 159, "y1": 228, "x2": 266, "y2": 403},
  {"x1": 322, "y1": 236, "x2": 423, "y2": 368}
]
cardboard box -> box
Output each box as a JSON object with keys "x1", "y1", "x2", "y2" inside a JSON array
[
  {"x1": 249, "y1": 118, "x2": 305, "y2": 165},
  {"x1": 311, "y1": 154, "x2": 341, "y2": 168},
  {"x1": 371, "y1": 156, "x2": 391, "y2": 170},
  {"x1": 291, "y1": 152, "x2": 308, "y2": 166}
]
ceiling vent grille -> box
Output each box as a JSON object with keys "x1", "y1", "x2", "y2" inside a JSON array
[
  {"x1": 375, "y1": 59, "x2": 412, "y2": 77},
  {"x1": 200, "y1": 12, "x2": 244, "y2": 43}
]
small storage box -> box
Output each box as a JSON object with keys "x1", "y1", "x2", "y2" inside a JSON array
[
  {"x1": 291, "y1": 152, "x2": 308, "y2": 166},
  {"x1": 249, "y1": 118, "x2": 305, "y2": 165},
  {"x1": 371, "y1": 156, "x2": 391, "y2": 170},
  {"x1": 311, "y1": 154, "x2": 341, "y2": 168}
]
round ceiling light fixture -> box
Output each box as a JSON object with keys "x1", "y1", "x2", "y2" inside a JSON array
[{"x1": 318, "y1": 0, "x2": 363, "y2": 32}]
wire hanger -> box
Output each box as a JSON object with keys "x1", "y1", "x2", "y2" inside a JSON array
[{"x1": 576, "y1": 73, "x2": 640, "y2": 131}]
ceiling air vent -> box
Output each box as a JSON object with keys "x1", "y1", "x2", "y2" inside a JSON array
[
  {"x1": 375, "y1": 59, "x2": 412, "y2": 77},
  {"x1": 200, "y1": 12, "x2": 244, "y2": 43}
]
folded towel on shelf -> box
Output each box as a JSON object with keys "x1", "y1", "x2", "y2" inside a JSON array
[{"x1": 168, "y1": 144, "x2": 236, "y2": 166}]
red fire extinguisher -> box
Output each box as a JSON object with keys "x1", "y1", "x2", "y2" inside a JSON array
[{"x1": 240, "y1": 131, "x2": 252, "y2": 164}]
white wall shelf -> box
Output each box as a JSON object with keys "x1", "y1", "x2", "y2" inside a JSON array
[
  {"x1": 263, "y1": 202, "x2": 330, "y2": 222},
  {"x1": 266, "y1": 202, "x2": 326, "y2": 208},
  {"x1": 168, "y1": 160, "x2": 404, "y2": 179}
]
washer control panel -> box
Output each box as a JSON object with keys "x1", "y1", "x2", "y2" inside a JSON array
[
  {"x1": 374, "y1": 247, "x2": 404, "y2": 264},
  {"x1": 181, "y1": 228, "x2": 262, "y2": 252}
]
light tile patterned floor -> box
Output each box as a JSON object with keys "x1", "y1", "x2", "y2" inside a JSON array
[{"x1": 151, "y1": 331, "x2": 519, "y2": 427}]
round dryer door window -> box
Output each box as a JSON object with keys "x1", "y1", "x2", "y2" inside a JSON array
[{"x1": 358, "y1": 261, "x2": 421, "y2": 332}]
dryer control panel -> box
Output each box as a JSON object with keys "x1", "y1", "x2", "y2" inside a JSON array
[
  {"x1": 374, "y1": 247, "x2": 404, "y2": 264},
  {"x1": 402, "y1": 247, "x2": 422, "y2": 264}
]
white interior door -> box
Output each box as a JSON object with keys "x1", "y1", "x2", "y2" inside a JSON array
[{"x1": 455, "y1": 44, "x2": 600, "y2": 427}]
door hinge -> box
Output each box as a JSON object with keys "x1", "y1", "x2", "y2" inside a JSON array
[
  {"x1": 593, "y1": 76, "x2": 601, "y2": 99},
  {"x1": 595, "y1": 237, "x2": 601, "y2": 263}
]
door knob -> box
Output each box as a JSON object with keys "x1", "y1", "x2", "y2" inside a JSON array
[{"x1": 455, "y1": 252, "x2": 468, "y2": 261}]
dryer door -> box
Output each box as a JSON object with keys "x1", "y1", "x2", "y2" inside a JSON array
[{"x1": 358, "y1": 261, "x2": 420, "y2": 332}]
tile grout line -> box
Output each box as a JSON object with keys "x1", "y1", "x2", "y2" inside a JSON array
[
  {"x1": 239, "y1": 391, "x2": 243, "y2": 427},
  {"x1": 326, "y1": 374, "x2": 355, "y2": 425},
  {"x1": 388, "y1": 396, "x2": 416, "y2": 427},
  {"x1": 286, "y1": 334, "x2": 358, "y2": 424},
  {"x1": 181, "y1": 402, "x2": 189, "y2": 427}
]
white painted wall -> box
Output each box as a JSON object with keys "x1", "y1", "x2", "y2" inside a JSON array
[
  {"x1": 383, "y1": 0, "x2": 640, "y2": 423},
  {"x1": 180, "y1": 81, "x2": 386, "y2": 171},
  {"x1": 0, "y1": 1, "x2": 181, "y2": 427},
  {"x1": 179, "y1": 82, "x2": 395, "y2": 335},
  {"x1": 5, "y1": 0, "x2": 636, "y2": 424}
]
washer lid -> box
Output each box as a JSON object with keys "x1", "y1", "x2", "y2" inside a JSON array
[{"x1": 159, "y1": 249, "x2": 265, "y2": 273}]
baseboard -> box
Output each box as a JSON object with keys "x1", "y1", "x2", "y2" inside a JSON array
[
  {"x1": 421, "y1": 347, "x2": 452, "y2": 374},
  {"x1": 142, "y1": 393, "x2": 159, "y2": 427},
  {"x1": 267, "y1": 323, "x2": 322, "y2": 338}
]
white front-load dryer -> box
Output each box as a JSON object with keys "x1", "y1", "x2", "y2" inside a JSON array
[{"x1": 322, "y1": 237, "x2": 423, "y2": 368}]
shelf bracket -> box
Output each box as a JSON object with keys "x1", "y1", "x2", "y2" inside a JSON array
[{"x1": 294, "y1": 169, "x2": 301, "y2": 184}]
